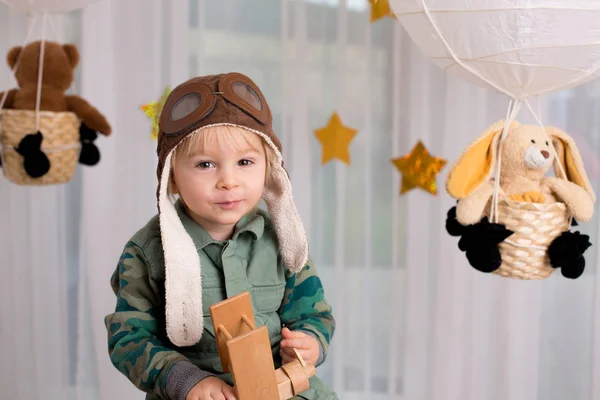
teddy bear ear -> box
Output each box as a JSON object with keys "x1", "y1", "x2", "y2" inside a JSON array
[
  {"x1": 63, "y1": 44, "x2": 80, "y2": 68},
  {"x1": 7, "y1": 46, "x2": 22, "y2": 69}
]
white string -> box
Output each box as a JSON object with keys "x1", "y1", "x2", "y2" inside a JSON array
[
  {"x1": 395, "y1": 5, "x2": 600, "y2": 17},
  {"x1": 504, "y1": 240, "x2": 547, "y2": 251},
  {"x1": 47, "y1": 14, "x2": 60, "y2": 41},
  {"x1": 489, "y1": 99, "x2": 514, "y2": 222},
  {"x1": 490, "y1": 99, "x2": 523, "y2": 223},
  {"x1": 445, "y1": 60, "x2": 590, "y2": 75},
  {"x1": 419, "y1": 0, "x2": 514, "y2": 99},
  {"x1": 432, "y1": 41, "x2": 600, "y2": 63},
  {"x1": 34, "y1": 13, "x2": 48, "y2": 133}
]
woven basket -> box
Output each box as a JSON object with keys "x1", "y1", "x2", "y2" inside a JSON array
[
  {"x1": 0, "y1": 109, "x2": 80, "y2": 185},
  {"x1": 485, "y1": 198, "x2": 571, "y2": 280}
]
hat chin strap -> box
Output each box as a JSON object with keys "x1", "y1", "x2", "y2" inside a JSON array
[{"x1": 159, "y1": 150, "x2": 204, "y2": 347}]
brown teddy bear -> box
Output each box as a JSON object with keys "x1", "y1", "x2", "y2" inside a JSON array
[{"x1": 0, "y1": 40, "x2": 112, "y2": 136}]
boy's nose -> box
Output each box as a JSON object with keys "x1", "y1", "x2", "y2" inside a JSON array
[{"x1": 218, "y1": 170, "x2": 239, "y2": 189}]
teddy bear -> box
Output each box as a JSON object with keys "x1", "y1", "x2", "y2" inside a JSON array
[
  {"x1": 0, "y1": 40, "x2": 111, "y2": 173},
  {"x1": 0, "y1": 40, "x2": 111, "y2": 135}
]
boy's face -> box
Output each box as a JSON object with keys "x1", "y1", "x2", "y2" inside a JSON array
[{"x1": 171, "y1": 135, "x2": 267, "y2": 239}]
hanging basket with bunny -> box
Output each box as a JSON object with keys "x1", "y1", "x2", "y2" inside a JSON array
[
  {"x1": 0, "y1": 13, "x2": 111, "y2": 186},
  {"x1": 445, "y1": 111, "x2": 595, "y2": 280},
  {"x1": 386, "y1": 0, "x2": 600, "y2": 280}
]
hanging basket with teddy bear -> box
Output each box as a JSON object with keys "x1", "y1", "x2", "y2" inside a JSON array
[
  {"x1": 1, "y1": 109, "x2": 81, "y2": 185},
  {"x1": 445, "y1": 100, "x2": 596, "y2": 280},
  {"x1": 0, "y1": 12, "x2": 111, "y2": 186}
]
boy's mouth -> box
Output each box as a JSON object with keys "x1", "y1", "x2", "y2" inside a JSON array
[{"x1": 216, "y1": 200, "x2": 242, "y2": 209}]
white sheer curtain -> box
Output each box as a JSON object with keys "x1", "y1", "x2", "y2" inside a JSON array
[
  {"x1": 0, "y1": 7, "x2": 84, "y2": 400},
  {"x1": 3, "y1": 1, "x2": 600, "y2": 399}
]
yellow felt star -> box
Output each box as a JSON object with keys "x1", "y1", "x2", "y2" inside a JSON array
[
  {"x1": 369, "y1": 0, "x2": 396, "y2": 23},
  {"x1": 141, "y1": 86, "x2": 172, "y2": 140},
  {"x1": 314, "y1": 112, "x2": 358, "y2": 165},
  {"x1": 391, "y1": 141, "x2": 447, "y2": 195}
]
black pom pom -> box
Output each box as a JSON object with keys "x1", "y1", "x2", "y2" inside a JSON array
[
  {"x1": 16, "y1": 131, "x2": 43, "y2": 152},
  {"x1": 445, "y1": 206, "x2": 466, "y2": 237},
  {"x1": 15, "y1": 131, "x2": 50, "y2": 178},
  {"x1": 23, "y1": 152, "x2": 50, "y2": 178},
  {"x1": 465, "y1": 244, "x2": 503, "y2": 273},
  {"x1": 79, "y1": 123, "x2": 101, "y2": 166},
  {"x1": 548, "y1": 231, "x2": 592, "y2": 279},
  {"x1": 80, "y1": 123, "x2": 98, "y2": 142},
  {"x1": 79, "y1": 144, "x2": 100, "y2": 166},
  {"x1": 455, "y1": 217, "x2": 514, "y2": 274},
  {"x1": 562, "y1": 256, "x2": 586, "y2": 279}
]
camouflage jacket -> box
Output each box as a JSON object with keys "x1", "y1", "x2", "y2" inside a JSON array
[{"x1": 104, "y1": 206, "x2": 335, "y2": 400}]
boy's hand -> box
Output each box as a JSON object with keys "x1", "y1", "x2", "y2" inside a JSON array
[
  {"x1": 280, "y1": 327, "x2": 320, "y2": 366},
  {"x1": 186, "y1": 376, "x2": 237, "y2": 400}
]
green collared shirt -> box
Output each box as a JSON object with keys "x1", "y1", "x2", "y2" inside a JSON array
[{"x1": 104, "y1": 201, "x2": 336, "y2": 399}]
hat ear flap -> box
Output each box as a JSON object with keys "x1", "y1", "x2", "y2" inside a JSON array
[
  {"x1": 446, "y1": 120, "x2": 513, "y2": 199},
  {"x1": 158, "y1": 150, "x2": 204, "y2": 347},
  {"x1": 547, "y1": 126, "x2": 596, "y2": 203},
  {"x1": 257, "y1": 131, "x2": 308, "y2": 273}
]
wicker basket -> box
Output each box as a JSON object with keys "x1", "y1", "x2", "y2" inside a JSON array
[
  {"x1": 0, "y1": 109, "x2": 81, "y2": 185},
  {"x1": 485, "y1": 198, "x2": 571, "y2": 280}
]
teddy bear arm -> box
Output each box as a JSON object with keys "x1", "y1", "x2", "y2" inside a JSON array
[
  {"x1": 0, "y1": 89, "x2": 17, "y2": 109},
  {"x1": 66, "y1": 95, "x2": 112, "y2": 135}
]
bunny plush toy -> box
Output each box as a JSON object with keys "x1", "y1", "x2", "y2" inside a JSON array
[{"x1": 445, "y1": 120, "x2": 596, "y2": 279}]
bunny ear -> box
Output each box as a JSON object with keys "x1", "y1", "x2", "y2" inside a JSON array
[
  {"x1": 547, "y1": 126, "x2": 596, "y2": 203},
  {"x1": 446, "y1": 119, "x2": 516, "y2": 199}
]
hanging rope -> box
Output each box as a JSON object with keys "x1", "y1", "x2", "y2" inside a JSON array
[
  {"x1": 490, "y1": 98, "x2": 523, "y2": 223},
  {"x1": 34, "y1": 12, "x2": 48, "y2": 132}
]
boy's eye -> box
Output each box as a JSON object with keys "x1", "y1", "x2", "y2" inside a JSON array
[
  {"x1": 238, "y1": 159, "x2": 254, "y2": 166},
  {"x1": 196, "y1": 161, "x2": 214, "y2": 169}
]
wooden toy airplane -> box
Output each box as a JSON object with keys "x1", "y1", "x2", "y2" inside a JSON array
[{"x1": 209, "y1": 291, "x2": 316, "y2": 400}]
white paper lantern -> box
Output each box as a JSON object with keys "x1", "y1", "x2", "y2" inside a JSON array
[
  {"x1": 388, "y1": 0, "x2": 600, "y2": 99},
  {"x1": 0, "y1": 0, "x2": 100, "y2": 13}
]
